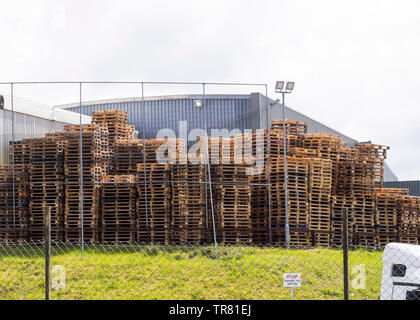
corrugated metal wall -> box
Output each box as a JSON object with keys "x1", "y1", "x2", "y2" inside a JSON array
[
  {"x1": 66, "y1": 97, "x2": 250, "y2": 139},
  {"x1": 0, "y1": 109, "x2": 66, "y2": 164},
  {"x1": 383, "y1": 181, "x2": 420, "y2": 196}
]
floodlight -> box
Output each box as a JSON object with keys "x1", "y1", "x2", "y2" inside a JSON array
[
  {"x1": 275, "y1": 81, "x2": 285, "y2": 92},
  {"x1": 271, "y1": 99, "x2": 280, "y2": 106},
  {"x1": 194, "y1": 100, "x2": 203, "y2": 108},
  {"x1": 286, "y1": 82, "x2": 295, "y2": 92}
]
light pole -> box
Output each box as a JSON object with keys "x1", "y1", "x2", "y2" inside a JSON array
[{"x1": 275, "y1": 81, "x2": 295, "y2": 248}]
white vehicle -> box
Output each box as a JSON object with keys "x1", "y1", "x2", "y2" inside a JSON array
[{"x1": 380, "y1": 243, "x2": 420, "y2": 300}]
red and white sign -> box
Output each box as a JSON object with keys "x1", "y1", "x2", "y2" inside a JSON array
[{"x1": 283, "y1": 273, "x2": 301, "y2": 288}]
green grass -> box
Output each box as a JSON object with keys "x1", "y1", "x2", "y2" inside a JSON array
[{"x1": 0, "y1": 245, "x2": 383, "y2": 300}]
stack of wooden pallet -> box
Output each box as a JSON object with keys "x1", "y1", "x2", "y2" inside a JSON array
[
  {"x1": 290, "y1": 147, "x2": 318, "y2": 158},
  {"x1": 330, "y1": 196, "x2": 355, "y2": 246},
  {"x1": 28, "y1": 137, "x2": 65, "y2": 241},
  {"x1": 137, "y1": 163, "x2": 171, "y2": 243},
  {"x1": 336, "y1": 148, "x2": 362, "y2": 196},
  {"x1": 374, "y1": 192, "x2": 399, "y2": 248},
  {"x1": 3, "y1": 108, "x2": 419, "y2": 248},
  {"x1": 232, "y1": 131, "x2": 267, "y2": 243},
  {"x1": 353, "y1": 194, "x2": 376, "y2": 247},
  {"x1": 171, "y1": 163, "x2": 206, "y2": 244},
  {"x1": 203, "y1": 137, "x2": 253, "y2": 244},
  {"x1": 235, "y1": 128, "x2": 306, "y2": 244},
  {"x1": 354, "y1": 143, "x2": 390, "y2": 247},
  {"x1": 91, "y1": 110, "x2": 134, "y2": 148},
  {"x1": 145, "y1": 138, "x2": 185, "y2": 164},
  {"x1": 269, "y1": 131, "x2": 303, "y2": 157},
  {"x1": 303, "y1": 133, "x2": 342, "y2": 195},
  {"x1": 203, "y1": 137, "x2": 236, "y2": 164},
  {"x1": 270, "y1": 120, "x2": 307, "y2": 157},
  {"x1": 63, "y1": 124, "x2": 110, "y2": 243},
  {"x1": 0, "y1": 165, "x2": 28, "y2": 242},
  {"x1": 9, "y1": 140, "x2": 30, "y2": 166},
  {"x1": 334, "y1": 147, "x2": 373, "y2": 246},
  {"x1": 233, "y1": 130, "x2": 302, "y2": 163},
  {"x1": 397, "y1": 195, "x2": 419, "y2": 245},
  {"x1": 308, "y1": 158, "x2": 332, "y2": 246},
  {"x1": 91, "y1": 110, "x2": 135, "y2": 174},
  {"x1": 270, "y1": 156, "x2": 310, "y2": 246},
  {"x1": 0, "y1": 166, "x2": 9, "y2": 241},
  {"x1": 101, "y1": 175, "x2": 136, "y2": 243},
  {"x1": 115, "y1": 139, "x2": 145, "y2": 174},
  {"x1": 373, "y1": 188, "x2": 417, "y2": 246},
  {"x1": 211, "y1": 163, "x2": 252, "y2": 244},
  {"x1": 354, "y1": 143, "x2": 390, "y2": 186},
  {"x1": 249, "y1": 165, "x2": 269, "y2": 244},
  {"x1": 271, "y1": 119, "x2": 308, "y2": 136},
  {"x1": 8, "y1": 140, "x2": 31, "y2": 240}
]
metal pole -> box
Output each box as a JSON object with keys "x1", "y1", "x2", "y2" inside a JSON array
[
  {"x1": 265, "y1": 85, "x2": 272, "y2": 244},
  {"x1": 45, "y1": 206, "x2": 51, "y2": 300},
  {"x1": 141, "y1": 83, "x2": 149, "y2": 238},
  {"x1": 79, "y1": 83, "x2": 84, "y2": 257},
  {"x1": 203, "y1": 83, "x2": 218, "y2": 257},
  {"x1": 343, "y1": 207, "x2": 350, "y2": 300},
  {"x1": 11, "y1": 84, "x2": 16, "y2": 229},
  {"x1": 282, "y1": 92, "x2": 290, "y2": 248}
]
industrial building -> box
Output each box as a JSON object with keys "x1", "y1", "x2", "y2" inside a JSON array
[
  {"x1": 384, "y1": 181, "x2": 420, "y2": 196},
  {"x1": 0, "y1": 94, "x2": 91, "y2": 164},
  {"x1": 55, "y1": 92, "x2": 398, "y2": 181}
]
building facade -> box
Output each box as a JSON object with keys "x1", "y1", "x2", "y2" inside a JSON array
[
  {"x1": 384, "y1": 181, "x2": 420, "y2": 196},
  {"x1": 0, "y1": 95, "x2": 91, "y2": 164}
]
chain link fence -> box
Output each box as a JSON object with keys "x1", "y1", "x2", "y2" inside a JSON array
[
  {"x1": 1, "y1": 82, "x2": 419, "y2": 301},
  {"x1": 0, "y1": 238, "x2": 408, "y2": 300}
]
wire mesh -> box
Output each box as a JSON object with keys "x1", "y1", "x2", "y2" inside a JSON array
[
  {"x1": 0, "y1": 82, "x2": 419, "y2": 301},
  {"x1": 3, "y1": 240, "x2": 417, "y2": 300}
]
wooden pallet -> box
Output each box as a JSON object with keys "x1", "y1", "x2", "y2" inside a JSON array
[
  {"x1": 375, "y1": 187, "x2": 409, "y2": 195},
  {"x1": 63, "y1": 126, "x2": 110, "y2": 243},
  {"x1": 9, "y1": 140, "x2": 30, "y2": 165},
  {"x1": 209, "y1": 164, "x2": 252, "y2": 244},
  {"x1": 115, "y1": 139, "x2": 145, "y2": 174},
  {"x1": 0, "y1": 165, "x2": 29, "y2": 242},
  {"x1": 101, "y1": 175, "x2": 137, "y2": 243},
  {"x1": 398, "y1": 195, "x2": 419, "y2": 238},
  {"x1": 270, "y1": 119, "x2": 308, "y2": 136},
  {"x1": 145, "y1": 138, "x2": 186, "y2": 164},
  {"x1": 137, "y1": 163, "x2": 171, "y2": 243},
  {"x1": 374, "y1": 192, "x2": 398, "y2": 234},
  {"x1": 330, "y1": 196, "x2": 355, "y2": 246},
  {"x1": 269, "y1": 156, "x2": 310, "y2": 244},
  {"x1": 91, "y1": 110, "x2": 129, "y2": 124},
  {"x1": 27, "y1": 137, "x2": 65, "y2": 242},
  {"x1": 171, "y1": 163, "x2": 206, "y2": 244},
  {"x1": 354, "y1": 143, "x2": 389, "y2": 186}
]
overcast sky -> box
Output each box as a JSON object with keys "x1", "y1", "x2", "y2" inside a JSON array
[{"x1": 0, "y1": 0, "x2": 419, "y2": 180}]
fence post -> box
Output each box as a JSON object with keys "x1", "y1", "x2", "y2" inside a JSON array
[
  {"x1": 343, "y1": 207, "x2": 349, "y2": 300},
  {"x1": 45, "y1": 206, "x2": 51, "y2": 300}
]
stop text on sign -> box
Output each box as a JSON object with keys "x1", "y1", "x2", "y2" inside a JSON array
[{"x1": 283, "y1": 273, "x2": 301, "y2": 288}]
